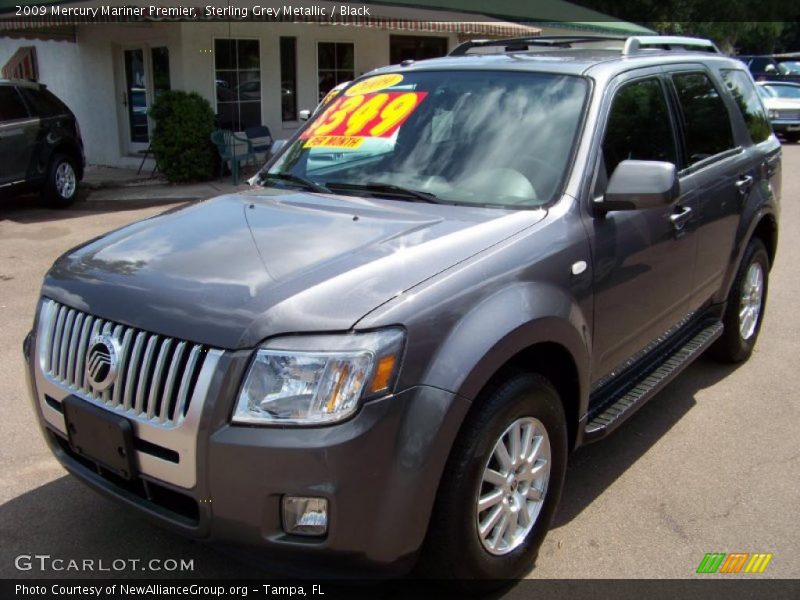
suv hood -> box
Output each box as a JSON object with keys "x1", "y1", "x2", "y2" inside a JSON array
[{"x1": 43, "y1": 191, "x2": 545, "y2": 349}]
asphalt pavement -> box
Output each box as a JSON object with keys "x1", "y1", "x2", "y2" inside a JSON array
[{"x1": 1, "y1": 147, "x2": 798, "y2": 583}]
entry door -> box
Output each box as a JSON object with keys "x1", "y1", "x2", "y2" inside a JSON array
[
  {"x1": 589, "y1": 74, "x2": 699, "y2": 383},
  {"x1": 117, "y1": 46, "x2": 170, "y2": 155},
  {"x1": 122, "y1": 48, "x2": 150, "y2": 153}
]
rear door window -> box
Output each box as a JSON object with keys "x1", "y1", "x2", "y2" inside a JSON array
[
  {"x1": 0, "y1": 86, "x2": 30, "y2": 121},
  {"x1": 18, "y1": 87, "x2": 68, "y2": 118},
  {"x1": 720, "y1": 69, "x2": 771, "y2": 144},
  {"x1": 671, "y1": 72, "x2": 735, "y2": 166},
  {"x1": 602, "y1": 77, "x2": 678, "y2": 177}
]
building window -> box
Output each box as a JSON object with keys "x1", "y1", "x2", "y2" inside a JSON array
[
  {"x1": 389, "y1": 36, "x2": 448, "y2": 64},
  {"x1": 215, "y1": 39, "x2": 260, "y2": 131},
  {"x1": 317, "y1": 42, "x2": 354, "y2": 102},
  {"x1": 151, "y1": 46, "x2": 171, "y2": 100},
  {"x1": 280, "y1": 37, "x2": 297, "y2": 121}
]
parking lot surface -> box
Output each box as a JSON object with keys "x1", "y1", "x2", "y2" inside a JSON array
[{"x1": 1, "y1": 148, "x2": 798, "y2": 581}]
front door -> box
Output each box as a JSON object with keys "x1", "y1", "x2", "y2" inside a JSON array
[
  {"x1": 116, "y1": 46, "x2": 170, "y2": 155},
  {"x1": 589, "y1": 72, "x2": 699, "y2": 384}
]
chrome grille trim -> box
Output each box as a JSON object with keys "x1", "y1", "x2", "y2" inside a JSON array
[
  {"x1": 34, "y1": 298, "x2": 225, "y2": 489},
  {"x1": 37, "y1": 298, "x2": 208, "y2": 428}
]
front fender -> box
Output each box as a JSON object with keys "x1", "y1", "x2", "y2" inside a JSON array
[{"x1": 423, "y1": 282, "x2": 590, "y2": 414}]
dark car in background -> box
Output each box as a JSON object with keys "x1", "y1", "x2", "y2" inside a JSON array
[
  {"x1": 739, "y1": 54, "x2": 800, "y2": 83},
  {"x1": 0, "y1": 79, "x2": 84, "y2": 207}
]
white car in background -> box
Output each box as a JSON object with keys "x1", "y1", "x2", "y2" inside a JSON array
[{"x1": 757, "y1": 81, "x2": 800, "y2": 142}]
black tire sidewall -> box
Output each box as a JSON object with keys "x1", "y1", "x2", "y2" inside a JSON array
[
  {"x1": 426, "y1": 373, "x2": 567, "y2": 580},
  {"x1": 720, "y1": 239, "x2": 769, "y2": 362},
  {"x1": 43, "y1": 154, "x2": 78, "y2": 206}
]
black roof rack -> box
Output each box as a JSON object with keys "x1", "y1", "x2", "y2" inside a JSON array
[
  {"x1": 448, "y1": 35, "x2": 720, "y2": 57},
  {"x1": 449, "y1": 35, "x2": 626, "y2": 56}
]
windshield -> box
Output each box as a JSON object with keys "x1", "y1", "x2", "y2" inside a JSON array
[
  {"x1": 265, "y1": 70, "x2": 588, "y2": 208},
  {"x1": 777, "y1": 60, "x2": 800, "y2": 75},
  {"x1": 763, "y1": 84, "x2": 800, "y2": 99}
]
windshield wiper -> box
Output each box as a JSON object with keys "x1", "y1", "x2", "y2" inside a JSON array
[
  {"x1": 325, "y1": 181, "x2": 440, "y2": 203},
  {"x1": 258, "y1": 172, "x2": 330, "y2": 193}
]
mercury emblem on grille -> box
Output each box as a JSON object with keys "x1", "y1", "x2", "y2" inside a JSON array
[{"x1": 86, "y1": 334, "x2": 119, "y2": 391}]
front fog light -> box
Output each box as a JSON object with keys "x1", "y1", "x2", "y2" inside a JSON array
[{"x1": 282, "y1": 496, "x2": 328, "y2": 536}]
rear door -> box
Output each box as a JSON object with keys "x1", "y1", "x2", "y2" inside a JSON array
[
  {"x1": 589, "y1": 70, "x2": 700, "y2": 383},
  {"x1": 0, "y1": 85, "x2": 38, "y2": 186},
  {"x1": 664, "y1": 67, "x2": 750, "y2": 310}
]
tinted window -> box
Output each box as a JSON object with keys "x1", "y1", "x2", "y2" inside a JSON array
[
  {"x1": 672, "y1": 72, "x2": 735, "y2": 165},
  {"x1": 721, "y1": 70, "x2": 771, "y2": 144},
  {"x1": 0, "y1": 86, "x2": 30, "y2": 120},
  {"x1": 18, "y1": 87, "x2": 68, "y2": 117},
  {"x1": 603, "y1": 78, "x2": 677, "y2": 177}
]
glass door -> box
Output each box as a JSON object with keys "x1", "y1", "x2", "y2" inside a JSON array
[
  {"x1": 124, "y1": 49, "x2": 149, "y2": 148},
  {"x1": 120, "y1": 46, "x2": 170, "y2": 154}
]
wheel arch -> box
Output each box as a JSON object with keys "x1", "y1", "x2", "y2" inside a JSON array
[{"x1": 465, "y1": 340, "x2": 584, "y2": 452}]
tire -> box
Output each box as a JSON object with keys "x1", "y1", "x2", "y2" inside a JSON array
[
  {"x1": 41, "y1": 153, "x2": 79, "y2": 208},
  {"x1": 420, "y1": 372, "x2": 567, "y2": 583},
  {"x1": 710, "y1": 238, "x2": 769, "y2": 363}
]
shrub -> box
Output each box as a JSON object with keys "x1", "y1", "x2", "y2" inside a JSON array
[{"x1": 149, "y1": 91, "x2": 216, "y2": 182}]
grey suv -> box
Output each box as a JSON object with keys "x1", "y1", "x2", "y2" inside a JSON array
[
  {"x1": 24, "y1": 36, "x2": 780, "y2": 580},
  {"x1": 0, "y1": 79, "x2": 84, "y2": 206}
]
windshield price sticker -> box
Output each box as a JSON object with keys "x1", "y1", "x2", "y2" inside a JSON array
[
  {"x1": 302, "y1": 90, "x2": 428, "y2": 145},
  {"x1": 344, "y1": 73, "x2": 405, "y2": 96},
  {"x1": 304, "y1": 136, "x2": 366, "y2": 149}
]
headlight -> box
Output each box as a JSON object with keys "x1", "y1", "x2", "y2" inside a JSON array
[
  {"x1": 233, "y1": 329, "x2": 405, "y2": 425},
  {"x1": 768, "y1": 109, "x2": 779, "y2": 119}
]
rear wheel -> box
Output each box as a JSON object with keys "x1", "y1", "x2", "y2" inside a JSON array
[
  {"x1": 710, "y1": 238, "x2": 769, "y2": 363},
  {"x1": 420, "y1": 372, "x2": 567, "y2": 582},
  {"x1": 42, "y1": 153, "x2": 79, "y2": 207}
]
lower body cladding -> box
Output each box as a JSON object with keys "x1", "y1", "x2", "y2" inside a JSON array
[{"x1": 24, "y1": 332, "x2": 470, "y2": 573}]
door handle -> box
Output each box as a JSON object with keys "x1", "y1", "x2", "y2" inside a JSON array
[
  {"x1": 735, "y1": 175, "x2": 754, "y2": 195},
  {"x1": 669, "y1": 206, "x2": 692, "y2": 231}
]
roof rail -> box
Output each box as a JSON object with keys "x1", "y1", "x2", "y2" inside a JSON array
[
  {"x1": 448, "y1": 34, "x2": 720, "y2": 57},
  {"x1": 448, "y1": 35, "x2": 626, "y2": 56},
  {"x1": 622, "y1": 36, "x2": 720, "y2": 55}
]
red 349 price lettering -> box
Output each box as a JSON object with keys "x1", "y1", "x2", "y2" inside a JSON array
[{"x1": 302, "y1": 91, "x2": 427, "y2": 140}]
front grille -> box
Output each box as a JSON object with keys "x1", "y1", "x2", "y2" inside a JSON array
[
  {"x1": 776, "y1": 109, "x2": 800, "y2": 120},
  {"x1": 39, "y1": 298, "x2": 209, "y2": 428}
]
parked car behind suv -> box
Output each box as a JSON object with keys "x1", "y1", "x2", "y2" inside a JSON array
[
  {"x1": 0, "y1": 79, "x2": 84, "y2": 206},
  {"x1": 757, "y1": 81, "x2": 800, "y2": 142},
  {"x1": 24, "y1": 36, "x2": 780, "y2": 581},
  {"x1": 739, "y1": 53, "x2": 800, "y2": 83}
]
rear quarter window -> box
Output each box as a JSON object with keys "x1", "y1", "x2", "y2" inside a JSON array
[{"x1": 720, "y1": 69, "x2": 771, "y2": 144}]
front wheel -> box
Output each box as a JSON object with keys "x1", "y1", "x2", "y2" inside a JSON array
[
  {"x1": 42, "y1": 153, "x2": 79, "y2": 208},
  {"x1": 710, "y1": 238, "x2": 770, "y2": 363},
  {"x1": 420, "y1": 373, "x2": 567, "y2": 581}
]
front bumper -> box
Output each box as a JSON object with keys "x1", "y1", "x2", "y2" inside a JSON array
[{"x1": 24, "y1": 330, "x2": 469, "y2": 572}]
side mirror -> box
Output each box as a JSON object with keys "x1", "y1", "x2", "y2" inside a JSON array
[
  {"x1": 298, "y1": 109, "x2": 311, "y2": 122},
  {"x1": 600, "y1": 160, "x2": 679, "y2": 212}
]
